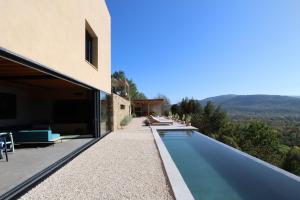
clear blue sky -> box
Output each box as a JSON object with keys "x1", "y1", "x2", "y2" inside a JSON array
[{"x1": 106, "y1": 0, "x2": 300, "y2": 103}]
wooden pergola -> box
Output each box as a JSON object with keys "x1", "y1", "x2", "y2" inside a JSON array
[{"x1": 131, "y1": 99, "x2": 165, "y2": 116}]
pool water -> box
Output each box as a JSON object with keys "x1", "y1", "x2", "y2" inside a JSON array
[{"x1": 159, "y1": 130, "x2": 300, "y2": 200}]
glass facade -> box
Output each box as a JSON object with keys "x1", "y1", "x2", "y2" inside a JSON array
[{"x1": 100, "y1": 91, "x2": 112, "y2": 137}]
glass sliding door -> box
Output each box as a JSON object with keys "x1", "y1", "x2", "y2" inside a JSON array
[{"x1": 100, "y1": 91, "x2": 112, "y2": 137}]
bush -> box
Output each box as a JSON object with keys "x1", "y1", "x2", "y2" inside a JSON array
[
  {"x1": 120, "y1": 116, "x2": 132, "y2": 127},
  {"x1": 219, "y1": 135, "x2": 240, "y2": 149}
]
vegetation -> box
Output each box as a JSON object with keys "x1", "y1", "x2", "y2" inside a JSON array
[
  {"x1": 112, "y1": 71, "x2": 147, "y2": 100},
  {"x1": 200, "y1": 94, "x2": 300, "y2": 121},
  {"x1": 155, "y1": 94, "x2": 171, "y2": 105},
  {"x1": 172, "y1": 98, "x2": 300, "y2": 176},
  {"x1": 283, "y1": 146, "x2": 300, "y2": 175},
  {"x1": 120, "y1": 115, "x2": 132, "y2": 127},
  {"x1": 201, "y1": 94, "x2": 300, "y2": 151}
]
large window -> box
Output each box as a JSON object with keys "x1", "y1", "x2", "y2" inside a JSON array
[
  {"x1": 0, "y1": 92, "x2": 16, "y2": 119},
  {"x1": 53, "y1": 100, "x2": 92, "y2": 123},
  {"x1": 100, "y1": 92, "x2": 112, "y2": 136},
  {"x1": 85, "y1": 21, "x2": 98, "y2": 68},
  {"x1": 85, "y1": 31, "x2": 93, "y2": 64}
]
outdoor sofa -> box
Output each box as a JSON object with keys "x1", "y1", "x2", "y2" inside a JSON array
[{"x1": 13, "y1": 129, "x2": 61, "y2": 144}]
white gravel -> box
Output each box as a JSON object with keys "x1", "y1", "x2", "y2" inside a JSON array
[{"x1": 20, "y1": 118, "x2": 174, "y2": 200}]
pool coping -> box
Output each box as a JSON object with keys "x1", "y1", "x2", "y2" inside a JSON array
[{"x1": 151, "y1": 126, "x2": 196, "y2": 200}]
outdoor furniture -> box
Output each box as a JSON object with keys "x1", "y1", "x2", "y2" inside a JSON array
[
  {"x1": 149, "y1": 115, "x2": 173, "y2": 126},
  {"x1": 0, "y1": 132, "x2": 14, "y2": 162},
  {"x1": 13, "y1": 130, "x2": 61, "y2": 144}
]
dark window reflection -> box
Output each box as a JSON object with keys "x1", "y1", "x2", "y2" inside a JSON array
[{"x1": 100, "y1": 92, "x2": 111, "y2": 136}]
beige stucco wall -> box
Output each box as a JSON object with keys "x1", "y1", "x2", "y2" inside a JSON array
[
  {"x1": 0, "y1": 0, "x2": 111, "y2": 93},
  {"x1": 112, "y1": 94, "x2": 131, "y2": 131}
]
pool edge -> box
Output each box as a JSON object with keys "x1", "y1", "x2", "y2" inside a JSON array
[{"x1": 151, "y1": 126, "x2": 195, "y2": 200}]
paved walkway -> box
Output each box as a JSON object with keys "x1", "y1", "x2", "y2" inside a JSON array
[
  {"x1": 0, "y1": 138, "x2": 92, "y2": 196},
  {"x1": 21, "y1": 118, "x2": 174, "y2": 200}
]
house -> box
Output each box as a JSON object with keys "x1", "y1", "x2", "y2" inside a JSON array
[
  {"x1": 0, "y1": 0, "x2": 112, "y2": 197},
  {"x1": 0, "y1": 0, "x2": 111, "y2": 139}
]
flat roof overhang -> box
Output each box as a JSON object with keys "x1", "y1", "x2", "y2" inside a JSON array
[
  {"x1": 132, "y1": 99, "x2": 165, "y2": 105},
  {"x1": 0, "y1": 47, "x2": 95, "y2": 90},
  {"x1": 0, "y1": 57, "x2": 84, "y2": 90}
]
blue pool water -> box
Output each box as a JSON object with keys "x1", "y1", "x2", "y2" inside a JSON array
[{"x1": 159, "y1": 130, "x2": 300, "y2": 200}]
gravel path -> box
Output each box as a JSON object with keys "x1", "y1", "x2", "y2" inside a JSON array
[{"x1": 20, "y1": 118, "x2": 174, "y2": 200}]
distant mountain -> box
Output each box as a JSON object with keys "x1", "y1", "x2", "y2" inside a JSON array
[{"x1": 199, "y1": 95, "x2": 300, "y2": 120}]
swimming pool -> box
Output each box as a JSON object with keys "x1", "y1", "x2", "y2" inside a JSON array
[{"x1": 159, "y1": 130, "x2": 300, "y2": 200}]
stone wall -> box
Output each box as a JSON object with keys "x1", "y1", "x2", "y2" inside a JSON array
[{"x1": 112, "y1": 94, "x2": 131, "y2": 131}]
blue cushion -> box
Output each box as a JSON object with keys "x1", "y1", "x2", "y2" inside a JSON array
[
  {"x1": 50, "y1": 133, "x2": 60, "y2": 141},
  {"x1": 13, "y1": 130, "x2": 60, "y2": 143}
]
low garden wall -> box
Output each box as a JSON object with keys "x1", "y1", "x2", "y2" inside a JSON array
[{"x1": 112, "y1": 94, "x2": 131, "y2": 131}]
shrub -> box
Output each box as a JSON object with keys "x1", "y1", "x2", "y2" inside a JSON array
[
  {"x1": 185, "y1": 114, "x2": 192, "y2": 124},
  {"x1": 120, "y1": 115, "x2": 132, "y2": 127},
  {"x1": 219, "y1": 135, "x2": 240, "y2": 149}
]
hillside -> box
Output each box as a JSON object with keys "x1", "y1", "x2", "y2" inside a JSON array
[{"x1": 200, "y1": 95, "x2": 300, "y2": 121}]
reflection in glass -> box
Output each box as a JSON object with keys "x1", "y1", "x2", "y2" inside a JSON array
[{"x1": 100, "y1": 92, "x2": 111, "y2": 136}]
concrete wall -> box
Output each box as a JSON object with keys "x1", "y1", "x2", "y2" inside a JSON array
[
  {"x1": 0, "y1": 0, "x2": 111, "y2": 93},
  {"x1": 112, "y1": 94, "x2": 131, "y2": 131}
]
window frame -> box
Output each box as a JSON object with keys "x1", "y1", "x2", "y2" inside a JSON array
[{"x1": 85, "y1": 21, "x2": 98, "y2": 69}]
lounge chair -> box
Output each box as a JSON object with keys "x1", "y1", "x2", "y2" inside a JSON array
[{"x1": 149, "y1": 115, "x2": 173, "y2": 126}]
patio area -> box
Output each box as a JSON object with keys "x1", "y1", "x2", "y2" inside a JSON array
[
  {"x1": 20, "y1": 118, "x2": 174, "y2": 200},
  {"x1": 0, "y1": 138, "x2": 92, "y2": 196}
]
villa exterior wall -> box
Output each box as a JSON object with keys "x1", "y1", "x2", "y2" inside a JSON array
[
  {"x1": 112, "y1": 94, "x2": 131, "y2": 131},
  {"x1": 0, "y1": 0, "x2": 111, "y2": 93}
]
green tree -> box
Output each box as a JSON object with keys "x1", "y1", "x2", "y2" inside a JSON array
[
  {"x1": 112, "y1": 70, "x2": 126, "y2": 81},
  {"x1": 171, "y1": 104, "x2": 181, "y2": 115},
  {"x1": 204, "y1": 101, "x2": 215, "y2": 116},
  {"x1": 173, "y1": 98, "x2": 203, "y2": 116},
  {"x1": 112, "y1": 70, "x2": 147, "y2": 100},
  {"x1": 127, "y1": 79, "x2": 147, "y2": 100},
  {"x1": 210, "y1": 106, "x2": 228, "y2": 134},
  {"x1": 199, "y1": 101, "x2": 216, "y2": 135},
  {"x1": 283, "y1": 146, "x2": 300, "y2": 176},
  {"x1": 238, "y1": 120, "x2": 283, "y2": 166},
  {"x1": 219, "y1": 135, "x2": 240, "y2": 149}
]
